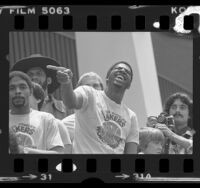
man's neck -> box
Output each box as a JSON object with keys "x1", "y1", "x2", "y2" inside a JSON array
[
  {"x1": 104, "y1": 87, "x2": 124, "y2": 104},
  {"x1": 11, "y1": 106, "x2": 31, "y2": 115},
  {"x1": 174, "y1": 123, "x2": 188, "y2": 135}
]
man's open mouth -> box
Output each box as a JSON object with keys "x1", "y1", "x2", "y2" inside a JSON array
[
  {"x1": 115, "y1": 73, "x2": 126, "y2": 81},
  {"x1": 13, "y1": 97, "x2": 24, "y2": 102}
]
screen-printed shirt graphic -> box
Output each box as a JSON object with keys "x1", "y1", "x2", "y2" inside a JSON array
[
  {"x1": 72, "y1": 86, "x2": 139, "y2": 154},
  {"x1": 97, "y1": 111, "x2": 126, "y2": 149},
  {"x1": 97, "y1": 120, "x2": 123, "y2": 149},
  {"x1": 9, "y1": 109, "x2": 64, "y2": 151},
  {"x1": 15, "y1": 131, "x2": 35, "y2": 148}
]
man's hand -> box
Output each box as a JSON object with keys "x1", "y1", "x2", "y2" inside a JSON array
[
  {"x1": 155, "y1": 123, "x2": 173, "y2": 138},
  {"x1": 47, "y1": 65, "x2": 73, "y2": 85}
]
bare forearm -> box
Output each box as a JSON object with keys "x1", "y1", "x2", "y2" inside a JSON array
[
  {"x1": 23, "y1": 147, "x2": 63, "y2": 154},
  {"x1": 61, "y1": 82, "x2": 77, "y2": 109},
  {"x1": 124, "y1": 142, "x2": 138, "y2": 154},
  {"x1": 168, "y1": 133, "x2": 192, "y2": 149}
]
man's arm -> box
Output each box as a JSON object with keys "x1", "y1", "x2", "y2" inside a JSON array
[
  {"x1": 22, "y1": 146, "x2": 64, "y2": 154},
  {"x1": 124, "y1": 142, "x2": 138, "y2": 154},
  {"x1": 63, "y1": 144, "x2": 72, "y2": 154},
  {"x1": 156, "y1": 124, "x2": 192, "y2": 149},
  {"x1": 47, "y1": 65, "x2": 83, "y2": 110},
  {"x1": 168, "y1": 132, "x2": 192, "y2": 150}
]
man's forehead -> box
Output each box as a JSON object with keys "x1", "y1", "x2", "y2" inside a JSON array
[
  {"x1": 10, "y1": 76, "x2": 28, "y2": 85},
  {"x1": 114, "y1": 63, "x2": 131, "y2": 71},
  {"x1": 27, "y1": 67, "x2": 46, "y2": 73},
  {"x1": 172, "y1": 99, "x2": 187, "y2": 106}
]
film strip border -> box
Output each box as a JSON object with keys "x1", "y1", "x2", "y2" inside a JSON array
[
  {"x1": 1, "y1": 5, "x2": 200, "y2": 183},
  {"x1": 13, "y1": 14, "x2": 197, "y2": 32},
  {"x1": 0, "y1": 156, "x2": 199, "y2": 183},
  {"x1": 0, "y1": 5, "x2": 195, "y2": 37}
]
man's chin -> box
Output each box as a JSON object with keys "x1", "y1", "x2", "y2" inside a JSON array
[
  {"x1": 113, "y1": 80, "x2": 125, "y2": 88},
  {"x1": 174, "y1": 121, "x2": 187, "y2": 127},
  {"x1": 12, "y1": 102, "x2": 25, "y2": 108}
]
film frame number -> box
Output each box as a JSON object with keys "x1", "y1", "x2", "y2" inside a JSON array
[
  {"x1": 41, "y1": 7, "x2": 70, "y2": 15},
  {"x1": 133, "y1": 173, "x2": 151, "y2": 179},
  {"x1": 40, "y1": 173, "x2": 52, "y2": 181}
]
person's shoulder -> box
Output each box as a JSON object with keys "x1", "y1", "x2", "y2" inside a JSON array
[
  {"x1": 122, "y1": 105, "x2": 137, "y2": 118},
  {"x1": 62, "y1": 114, "x2": 75, "y2": 122},
  {"x1": 33, "y1": 109, "x2": 55, "y2": 120}
]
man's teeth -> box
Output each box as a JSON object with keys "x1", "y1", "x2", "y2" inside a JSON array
[{"x1": 116, "y1": 75, "x2": 124, "y2": 80}]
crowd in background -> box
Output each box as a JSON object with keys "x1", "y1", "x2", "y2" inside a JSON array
[{"x1": 9, "y1": 54, "x2": 194, "y2": 154}]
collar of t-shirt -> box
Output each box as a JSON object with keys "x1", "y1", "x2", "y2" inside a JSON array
[
  {"x1": 9, "y1": 108, "x2": 33, "y2": 117},
  {"x1": 102, "y1": 91, "x2": 123, "y2": 108}
]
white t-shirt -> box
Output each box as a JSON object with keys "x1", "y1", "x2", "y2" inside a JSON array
[
  {"x1": 72, "y1": 86, "x2": 139, "y2": 154},
  {"x1": 62, "y1": 114, "x2": 75, "y2": 142},
  {"x1": 9, "y1": 109, "x2": 64, "y2": 151},
  {"x1": 56, "y1": 119, "x2": 72, "y2": 146}
]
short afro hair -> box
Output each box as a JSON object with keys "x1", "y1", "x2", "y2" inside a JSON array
[{"x1": 106, "y1": 61, "x2": 133, "y2": 81}]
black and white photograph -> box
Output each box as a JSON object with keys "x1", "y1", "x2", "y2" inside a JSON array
[{"x1": 8, "y1": 31, "x2": 193, "y2": 155}]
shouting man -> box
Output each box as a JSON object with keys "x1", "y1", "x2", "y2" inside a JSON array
[{"x1": 48, "y1": 61, "x2": 139, "y2": 154}]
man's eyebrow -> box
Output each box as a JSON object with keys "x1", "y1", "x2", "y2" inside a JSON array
[
  {"x1": 19, "y1": 83, "x2": 27, "y2": 86},
  {"x1": 180, "y1": 104, "x2": 187, "y2": 107}
]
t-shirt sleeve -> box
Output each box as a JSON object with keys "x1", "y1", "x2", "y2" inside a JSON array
[
  {"x1": 56, "y1": 120, "x2": 72, "y2": 145},
  {"x1": 45, "y1": 115, "x2": 64, "y2": 150},
  {"x1": 61, "y1": 115, "x2": 75, "y2": 142},
  {"x1": 74, "y1": 85, "x2": 94, "y2": 111},
  {"x1": 126, "y1": 112, "x2": 139, "y2": 145}
]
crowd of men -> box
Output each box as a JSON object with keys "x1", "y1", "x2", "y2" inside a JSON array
[{"x1": 9, "y1": 54, "x2": 194, "y2": 154}]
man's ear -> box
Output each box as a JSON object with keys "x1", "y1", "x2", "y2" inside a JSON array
[{"x1": 47, "y1": 77, "x2": 52, "y2": 85}]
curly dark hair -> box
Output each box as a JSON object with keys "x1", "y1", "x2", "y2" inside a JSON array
[{"x1": 163, "y1": 92, "x2": 193, "y2": 129}]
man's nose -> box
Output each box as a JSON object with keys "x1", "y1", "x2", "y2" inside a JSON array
[
  {"x1": 15, "y1": 87, "x2": 21, "y2": 94},
  {"x1": 119, "y1": 68, "x2": 126, "y2": 74},
  {"x1": 175, "y1": 106, "x2": 181, "y2": 112}
]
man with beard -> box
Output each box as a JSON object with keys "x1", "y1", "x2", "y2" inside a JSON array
[
  {"x1": 47, "y1": 61, "x2": 139, "y2": 154},
  {"x1": 11, "y1": 54, "x2": 71, "y2": 120},
  {"x1": 9, "y1": 71, "x2": 64, "y2": 154},
  {"x1": 156, "y1": 92, "x2": 194, "y2": 154}
]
